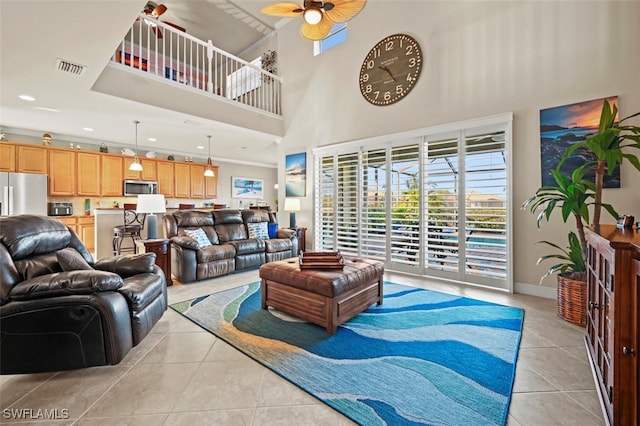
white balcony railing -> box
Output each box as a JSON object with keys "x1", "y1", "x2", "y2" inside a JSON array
[{"x1": 112, "y1": 14, "x2": 282, "y2": 116}]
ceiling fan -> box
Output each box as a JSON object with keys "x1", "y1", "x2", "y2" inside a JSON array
[
  {"x1": 261, "y1": 0, "x2": 367, "y2": 41},
  {"x1": 141, "y1": 1, "x2": 186, "y2": 39}
]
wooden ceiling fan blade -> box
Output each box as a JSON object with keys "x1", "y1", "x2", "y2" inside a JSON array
[
  {"x1": 152, "y1": 3, "x2": 167, "y2": 18},
  {"x1": 261, "y1": 2, "x2": 304, "y2": 17},
  {"x1": 323, "y1": 0, "x2": 367, "y2": 23},
  {"x1": 164, "y1": 21, "x2": 186, "y2": 33},
  {"x1": 300, "y1": 15, "x2": 333, "y2": 41}
]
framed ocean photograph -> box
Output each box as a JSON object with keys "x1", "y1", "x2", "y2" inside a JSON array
[
  {"x1": 231, "y1": 177, "x2": 264, "y2": 199},
  {"x1": 540, "y1": 96, "x2": 620, "y2": 188},
  {"x1": 285, "y1": 152, "x2": 307, "y2": 197}
]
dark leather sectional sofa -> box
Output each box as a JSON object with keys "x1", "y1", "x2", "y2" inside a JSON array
[
  {"x1": 0, "y1": 215, "x2": 167, "y2": 374},
  {"x1": 164, "y1": 209, "x2": 297, "y2": 283}
]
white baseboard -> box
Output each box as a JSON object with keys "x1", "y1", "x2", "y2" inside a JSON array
[{"x1": 514, "y1": 281, "x2": 556, "y2": 299}]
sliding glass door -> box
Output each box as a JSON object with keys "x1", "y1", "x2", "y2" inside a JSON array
[{"x1": 314, "y1": 114, "x2": 512, "y2": 290}]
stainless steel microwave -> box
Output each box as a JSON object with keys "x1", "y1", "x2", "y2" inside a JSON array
[{"x1": 123, "y1": 180, "x2": 158, "y2": 196}]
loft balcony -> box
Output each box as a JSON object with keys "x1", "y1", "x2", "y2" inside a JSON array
[{"x1": 92, "y1": 13, "x2": 283, "y2": 138}]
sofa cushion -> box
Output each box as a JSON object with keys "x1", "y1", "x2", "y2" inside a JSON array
[
  {"x1": 9, "y1": 270, "x2": 124, "y2": 301},
  {"x1": 229, "y1": 239, "x2": 265, "y2": 255},
  {"x1": 94, "y1": 253, "x2": 156, "y2": 278},
  {"x1": 247, "y1": 222, "x2": 269, "y2": 239},
  {"x1": 216, "y1": 223, "x2": 248, "y2": 242},
  {"x1": 264, "y1": 238, "x2": 292, "y2": 253},
  {"x1": 197, "y1": 244, "x2": 236, "y2": 263},
  {"x1": 57, "y1": 248, "x2": 94, "y2": 271},
  {"x1": 184, "y1": 228, "x2": 212, "y2": 248}
]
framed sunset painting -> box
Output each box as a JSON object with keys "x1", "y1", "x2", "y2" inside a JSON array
[{"x1": 539, "y1": 96, "x2": 620, "y2": 188}]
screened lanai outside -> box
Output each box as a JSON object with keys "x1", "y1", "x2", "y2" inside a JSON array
[{"x1": 314, "y1": 114, "x2": 512, "y2": 291}]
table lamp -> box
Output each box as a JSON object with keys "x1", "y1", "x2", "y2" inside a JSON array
[
  {"x1": 137, "y1": 194, "x2": 166, "y2": 240},
  {"x1": 284, "y1": 198, "x2": 300, "y2": 228}
]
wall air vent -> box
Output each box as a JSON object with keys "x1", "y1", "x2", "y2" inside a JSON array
[{"x1": 55, "y1": 58, "x2": 86, "y2": 76}]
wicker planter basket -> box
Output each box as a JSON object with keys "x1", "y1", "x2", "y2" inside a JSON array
[{"x1": 557, "y1": 274, "x2": 587, "y2": 327}]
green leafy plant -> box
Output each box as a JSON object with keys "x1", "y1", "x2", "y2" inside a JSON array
[
  {"x1": 535, "y1": 232, "x2": 586, "y2": 283},
  {"x1": 564, "y1": 100, "x2": 640, "y2": 227}
]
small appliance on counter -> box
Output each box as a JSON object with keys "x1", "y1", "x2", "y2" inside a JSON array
[{"x1": 48, "y1": 202, "x2": 73, "y2": 216}]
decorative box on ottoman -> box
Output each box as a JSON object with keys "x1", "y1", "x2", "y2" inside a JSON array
[{"x1": 258, "y1": 256, "x2": 384, "y2": 335}]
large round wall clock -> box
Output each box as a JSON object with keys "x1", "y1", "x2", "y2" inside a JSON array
[{"x1": 359, "y1": 33, "x2": 423, "y2": 106}]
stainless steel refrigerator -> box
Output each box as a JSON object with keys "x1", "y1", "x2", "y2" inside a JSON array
[{"x1": 1, "y1": 172, "x2": 48, "y2": 216}]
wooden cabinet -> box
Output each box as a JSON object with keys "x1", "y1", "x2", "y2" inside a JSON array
[
  {"x1": 174, "y1": 163, "x2": 191, "y2": 198},
  {"x1": 585, "y1": 225, "x2": 639, "y2": 426},
  {"x1": 124, "y1": 157, "x2": 157, "y2": 181},
  {"x1": 139, "y1": 239, "x2": 172, "y2": 286},
  {"x1": 17, "y1": 145, "x2": 48, "y2": 173},
  {"x1": 77, "y1": 216, "x2": 95, "y2": 254},
  {"x1": 0, "y1": 143, "x2": 16, "y2": 171},
  {"x1": 205, "y1": 166, "x2": 219, "y2": 198},
  {"x1": 48, "y1": 149, "x2": 76, "y2": 196},
  {"x1": 189, "y1": 164, "x2": 205, "y2": 198},
  {"x1": 101, "y1": 154, "x2": 124, "y2": 196},
  {"x1": 156, "y1": 160, "x2": 175, "y2": 197},
  {"x1": 76, "y1": 152, "x2": 101, "y2": 196}
]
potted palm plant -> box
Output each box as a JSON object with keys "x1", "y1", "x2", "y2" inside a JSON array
[
  {"x1": 523, "y1": 161, "x2": 614, "y2": 326},
  {"x1": 564, "y1": 100, "x2": 640, "y2": 228}
]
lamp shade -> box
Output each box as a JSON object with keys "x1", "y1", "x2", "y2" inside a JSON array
[
  {"x1": 136, "y1": 194, "x2": 166, "y2": 214},
  {"x1": 284, "y1": 198, "x2": 300, "y2": 211}
]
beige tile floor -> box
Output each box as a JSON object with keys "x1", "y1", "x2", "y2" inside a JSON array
[{"x1": 0, "y1": 270, "x2": 604, "y2": 425}]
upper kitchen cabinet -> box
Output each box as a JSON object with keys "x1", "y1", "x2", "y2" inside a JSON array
[
  {"x1": 76, "y1": 152, "x2": 101, "y2": 196},
  {"x1": 17, "y1": 144, "x2": 48, "y2": 174},
  {"x1": 189, "y1": 164, "x2": 205, "y2": 198},
  {"x1": 0, "y1": 143, "x2": 16, "y2": 171},
  {"x1": 174, "y1": 163, "x2": 191, "y2": 198},
  {"x1": 156, "y1": 160, "x2": 175, "y2": 197},
  {"x1": 205, "y1": 166, "x2": 219, "y2": 198},
  {"x1": 124, "y1": 157, "x2": 157, "y2": 181},
  {"x1": 101, "y1": 154, "x2": 124, "y2": 196},
  {"x1": 48, "y1": 149, "x2": 76, "y2": 196}
]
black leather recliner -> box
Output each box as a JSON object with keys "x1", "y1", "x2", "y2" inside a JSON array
[{"x1": 0, "y1": 215, "x2": 167, "y2": 374}]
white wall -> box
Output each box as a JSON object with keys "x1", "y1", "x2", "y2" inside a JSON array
[{"x1": 274, "y1": 1, "x2": 640, "y2": 290}]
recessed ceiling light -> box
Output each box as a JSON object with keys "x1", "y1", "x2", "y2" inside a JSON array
[
  {"x1": 34, "y1": 106, "x2": 59, "y2": 112},
  {"x1": 19, "y1": 95, "x2": 36, "y2": 101},
  {"x1": 196, "y1": 145, "x2": 204, "y2": 150},
  {"x1": 83, "y1": 127, "x2": 94, "y2": 132},
  {"x1": 148, "y1": 137, "x2": 157, "y2": 142}
]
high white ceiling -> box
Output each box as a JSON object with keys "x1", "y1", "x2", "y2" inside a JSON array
[{"x1": 0, "y1": 0, "x2": 288, "y2": 166}]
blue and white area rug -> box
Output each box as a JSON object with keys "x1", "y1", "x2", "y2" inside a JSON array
[{"x1": 170, "y1": 282, "x2": 524, "y2": 426}]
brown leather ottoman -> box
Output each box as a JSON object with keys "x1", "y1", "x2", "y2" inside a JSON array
[{"x1": 258, "y1": 257, "x2": 384, "y2": 335}]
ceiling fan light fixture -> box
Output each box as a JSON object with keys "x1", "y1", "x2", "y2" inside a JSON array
[{"x1": 303, "y1": 7, "x2": 322, "y2": 25}]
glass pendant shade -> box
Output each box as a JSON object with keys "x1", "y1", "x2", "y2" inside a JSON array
[
  {"x1": 204, "y1": 135, "x2": 215, "y2": 177},
  {"x1": 129, "y1": 120, "x2": 143, "y2": 171}
]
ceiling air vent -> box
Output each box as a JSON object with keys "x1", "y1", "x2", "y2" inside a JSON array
[{"x1": 55, "y1": 58, "x2": 86, "y2": 76}]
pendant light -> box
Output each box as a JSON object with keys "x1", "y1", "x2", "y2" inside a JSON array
[
  {"x1": 204, "y1": 135, "x2": 215, "y2": 177},
  {"x1": 129, "y1": 120, "x2": 143, "y2": 171}
]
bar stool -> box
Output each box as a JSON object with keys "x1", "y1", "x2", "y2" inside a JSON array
[
  {"x1": 178, "y1": 203, "x2": 195, "y2": 210},
  {"x1": 113, "y1": 203, "x2": 146, "y2": 255}
]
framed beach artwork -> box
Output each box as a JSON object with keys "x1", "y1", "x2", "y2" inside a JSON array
[
  {"x1": 231, "y1": 177, "x2": 264, "y2": 199},
  {"x1": 285, "y1": 152, "x2": 307, "y2": 197},
  {"x1": 540, "y1": 96, "x2": 620, "y2": 188}
]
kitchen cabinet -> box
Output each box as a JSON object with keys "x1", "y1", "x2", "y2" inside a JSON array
[
  {"x1": 77, "y1": 216, "x2": 95, "y2": 254},
  {"x1": 76, "y1": 152, "x2": 101, "y2": 196},
  {"x1": 174, "y1": 163, "x2": 190, "y2": 198},
  {"x1": 189, "y1": 164, "x2": 205, "y2": 198},
  {"x1": 124, "y1": 157, "x2": 157, "y2": 181},
  {"x1": 0, "y1": 143, "x2": 16, "y2": 171},
  {"x1": 48, "y1": 149, "x2": 76, "y2": 196},
  {"x1": 585, "y1": 225, "x2": 639, "y2": 426},
  {"x1": 17, "y1": 145, "x2": 47, "y2": 174},
  {"x1": 101, "y1": 154, "x2": 124, "y2": 196},
  {"x1": 156, "y1": 160, "x2": 175, "y2": 197},
  {"x1": 205, "y1": 166, "x2": 219, "y2": 198}
]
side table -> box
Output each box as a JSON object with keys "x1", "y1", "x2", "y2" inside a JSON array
[
  {"x1": 288, "y1": 227, "x2": 307, "y2": 254},
  {"x1": 139, "y1": 238, "x2": 172, "y2": 286}
]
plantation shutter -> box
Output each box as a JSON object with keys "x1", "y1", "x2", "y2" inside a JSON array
[
  {"x1": 361, "y1": 148, "x2": 387, "y2": 261},
  {"x1": 335, "y1": 153, "x2": 359, "y2": 255},
  {"x1": 316, "y1": 155, "x2": 336, "y2": 251}
]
